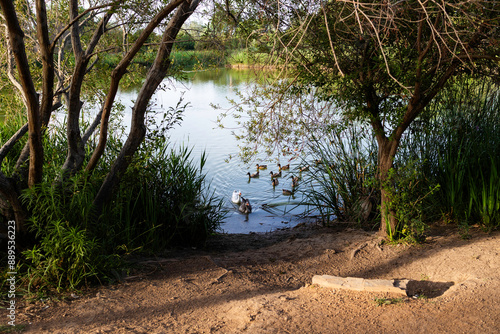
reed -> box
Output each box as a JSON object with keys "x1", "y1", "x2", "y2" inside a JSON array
[
  {"x1": 107, "y1": 141, "x2": 226, "y2": 251},
  {"x1": 302, "y1": 77, "x2": 500, "y2": 238},
  {"x1": 301, "y1": 124, "x2": 379, "y2": 227},
  {"x1": 402, "y1": 77, "x2": 500, "y2": 230}
]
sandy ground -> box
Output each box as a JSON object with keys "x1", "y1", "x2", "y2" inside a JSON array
[{"x1": 3, "y1": 222, "x2": 500, "y2": 333}]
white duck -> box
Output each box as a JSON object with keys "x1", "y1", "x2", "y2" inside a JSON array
[{"x1": 232, "y1": 190, "x2": 242, "y2": 204}]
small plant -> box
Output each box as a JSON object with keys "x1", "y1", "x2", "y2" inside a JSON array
[
  {"x1": 414, "y1": 294, "x2": 428, "y2": 300},
  {"x1": 374, "y1": 297, "x2": 405, "y2": 306},
  {"x1": 0, "y1": 324, "x2": 27, "y2": 333},
  {"x1": 382, "y1": 160, "x2": 440, "y2": 243}
]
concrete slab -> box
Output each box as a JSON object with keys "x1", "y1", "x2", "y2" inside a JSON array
[{"x1": 312, "y1": 275, "x2": 409, "y2": 295}]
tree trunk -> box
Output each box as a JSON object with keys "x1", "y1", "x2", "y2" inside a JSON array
[
  {"x1": 0, "y1": 173, "x2": 26, "y2": 233},
  {"x1": 0, "y1": 0, "x2": 44, "y2": 187},
  {"x1": 375, "y1": 136, "x2": 399, "y2": 237},
  {"x1": 92, "y1": 0, "x2": 200, "y2": 213},
  {"x1": 85, "y1": 0, "x2": 186, "y2": 173}
]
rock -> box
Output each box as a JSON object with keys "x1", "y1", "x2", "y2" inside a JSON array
[{"x1": 312, "y1": 275, "x2": 409, "y2": 295}]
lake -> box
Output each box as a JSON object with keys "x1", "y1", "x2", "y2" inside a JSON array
[{"x1": 118, "y1": 68, "x2": 316, "y2": 234}]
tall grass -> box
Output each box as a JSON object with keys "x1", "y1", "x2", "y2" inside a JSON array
[
  {"x1": 227, "y1": 49, "x2": 275, "y2": 67},
  {"x1": 301, "y1": 124, "x2": 379, "y2": 227},
  {"x1": 104, "y1": 140, "x2": 226, "y2": 252},
  {"x1": 400, "y1": 78, "x2": 500, "y2": 231},
  {"x1": 19, "y1": 172, "x2": 114, "y2": 291}
]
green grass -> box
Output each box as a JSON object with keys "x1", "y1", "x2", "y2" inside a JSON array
[
  {"x1": 0, "y1": 324, "x2": 27, "y2": 333},
  {"x1": 374, "y1": 297, "x2": 405, "y2": 306},
  {"x1": 412, "y1": 78, "x2": 500, "y2": 230},
  {"x1": 227, "y1": 49, "x2": 278, "y2": 67}
]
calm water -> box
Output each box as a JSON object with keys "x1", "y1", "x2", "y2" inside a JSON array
[{"x1": 118, "y1": 68, "x2": 316, "y2": 233}]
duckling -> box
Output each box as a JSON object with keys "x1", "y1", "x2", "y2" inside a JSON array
[
  {"x1": 247, "y1": 171, "x2": 259, "y2": 178},
  {"x1": 269, "y1": 170, "x2": 281, "y2": 178},
  {"x1": 278, "y1": 163, "x2": 290, "y2": 171},
  {"x1": 256, "y1": 164, "x2": 268, "y2": 169},
  {"x1": 271, "y1": 178, "x2": 279, "y2": 187},
  {"x1": 282, "y1": 189, "x2": 294, "y2": 196},
  {"x1": 231, "y1": 190, "x2": 242, "y2": 204},
  {"x1": 239, "y1": 197, "x2": 252, "y2": 213}
]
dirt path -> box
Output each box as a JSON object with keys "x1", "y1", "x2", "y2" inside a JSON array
[{"x1": 6, "y1": 223, "x2": 500, "y2": 333}]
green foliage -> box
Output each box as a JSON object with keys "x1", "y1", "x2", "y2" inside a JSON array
[
  {"x1": 8, "y1": 99, "x2": 225, "y2": 291},
  {"x1": 107, "y1": 142, "x2": 226, "y2": 251},
  {"x1": 103, "y1": 99, "x2": 226, "y2": 251},
  {"x1": 381, "y1": 161, "x2": 440, "y2": 243},
  {"x1": 469, "y1": 157, "x2": 500, "y2": 231},
  {"x1": 414, "y1": 79, "x2": 500, "y2": 231},
  {"x1": 20, "y1": 174, "x2": 111, "y2": 291},
  {"x1": 171, "y1": 50, "x2": 227, "y2": 71},
  {"x1": 227, "y1": 49, "x2": 276, "y2": 66},
  {"x1": 0, "y1": 324, "x2": 27, "y2": 333},
  {"x1": 175, "y1": 31, "x2": 196, "y2": 51},
  {"x1": 0, "y1": 113, "x2": 28, "y2": 176},
  {"x1": 298, "y1": 78, "x2": 499, "y2": 239}
]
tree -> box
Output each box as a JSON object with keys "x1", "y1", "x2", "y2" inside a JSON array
[
  {"x1": 224, "y1": 0, "x2": 500, "y2": 236},
  {"x1": 0, "y1": 0, "x2": 201, "y2": 236}
]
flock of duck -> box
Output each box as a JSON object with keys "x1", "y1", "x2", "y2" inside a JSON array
[{"x1": 232, "y1": 163, "x2": 308, "y2": 214}]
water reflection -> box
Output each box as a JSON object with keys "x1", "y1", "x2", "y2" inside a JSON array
[{"x1": 121, "y1": 68, "x2": 314, "y2": 233}]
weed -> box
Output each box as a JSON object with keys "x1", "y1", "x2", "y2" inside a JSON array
[
  {"x1": 374, "y1": 297, "x2": 405, "y2": 306},
  {"x1": 0, "y1": 324, "x2": 27, "y2": 333}
]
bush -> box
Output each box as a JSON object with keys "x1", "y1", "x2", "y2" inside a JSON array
[
  {"x1": 107, "y1": 142, "x2": 225, "y2": 251},
  {"x1": 19, "y1": 173, "x2": 115, "y2": 291},
  {"x1": 409, "y1": 78, "x2": 500, "y2": 231},
  {"x1": 171, "y1": 50, "x2": 226, "y2": 71},
  {"x1": 381, "y1": 161, "x2": 440, "y2": 242}
]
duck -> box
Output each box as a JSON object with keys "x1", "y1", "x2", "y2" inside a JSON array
[
  {"x1": 299, "y1": 165, "x2": 310, "y2": 172},
  {"x1": 231, "y1": 190, "x2": 242, "y2": 204},
  {"x1": 291, "y1": 175, "x2": 299, "y2": 188},
  {"x1": 247, "y1": 171, "x2": 259, "y2": 178},
  {"x1": 239, "y1": 197, "x2": 252, "y2": 214},
  {"x1": 282, "y1": 189, "x2": 294, "y2": 196},
  {"x1": 256, "y1": 164, "x2": 268, "y2": 169},
  {"x1": 272, "y1": 178, "x2": 279, "y2": 187},
  {"x1": 278, "y1": 163, "x2": 290, "y2": 171},
  {"x1": 269, "y1": 170, "x2": 281, "y2": 178}
]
